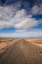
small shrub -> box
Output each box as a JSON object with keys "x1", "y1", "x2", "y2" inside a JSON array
[{"x1": 0, "y1": 41, "x2": 2, "y2": 43}]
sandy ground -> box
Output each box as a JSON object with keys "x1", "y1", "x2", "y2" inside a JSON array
[
  {"x1": 25, "y1": 38, "x2": 42, "y2": 48},
  {"x1": 0, "y1": 38, "x2": 42, "y2": 53},
  {"x1": 0, "y1": 38, "x2": 20, "y2": 54},
  {"x1": 0, "y1": 39, "x2": 42, "y2": 64}
]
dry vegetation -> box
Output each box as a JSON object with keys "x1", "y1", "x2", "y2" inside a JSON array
[
  {"x1": 0, "y1": 38, "x2": 42, "y2": 64},
  {"x1": 0, "y1": 38, "x2": 42, "y2": 54},
  {"x1": 0, "y1": 38, "x2": 20, "y2": 54},
  {"x1": 25, "y1": 38, "x2": 42, "y2": 48}
]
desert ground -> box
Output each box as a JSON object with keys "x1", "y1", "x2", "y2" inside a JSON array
[{"x1": 0, "y1": 38, "x2": 42, "y2": 64}]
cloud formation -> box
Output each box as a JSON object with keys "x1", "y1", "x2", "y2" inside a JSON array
[
  {"x1": 0, "y1": 5, "x2": 40, "y2": 29},
  {"x1": 0, "y1": 0, "x2": 42, "y2": 29},
  {"x1": 0, "y1": 0, "x2": 42, "y2": 37},
  {"x1": 0, "y1": 29, "x2": 42, "y2": 38},
  {"x1": 31, "y1": 4, "x2": 42, "y2": 15}
]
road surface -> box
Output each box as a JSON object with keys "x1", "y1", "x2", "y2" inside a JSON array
[{"x1": 0, "y1": 39, "x2": 42, "y2": 64}]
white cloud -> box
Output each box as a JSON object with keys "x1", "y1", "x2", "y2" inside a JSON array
[
  {"x1": 31, "y1": 4, "x2": 42, "y2": 14},
  {"x1": 0, "y1": 2, "x2": 42, "y2": 30},
  {"x1": 0, "y1": 5, "x2": 39, "y2": 29},
  {"x1": 0, "y1": 0, "x2": 42, "y2": 38},
  {"x1": 0, "y1": 29, "x2": 42, "y2": 38}
]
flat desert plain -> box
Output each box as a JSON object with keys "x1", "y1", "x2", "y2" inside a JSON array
[
  {"x1": 0, "y1": 38, "x2": 42, "y2": 64},
  {"x1": 0, "y1": 38, "x2": 20, "y2": 54}
]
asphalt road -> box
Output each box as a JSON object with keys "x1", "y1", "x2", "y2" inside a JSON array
[{"x1": 0, "y1": 39, "x2": 42, "y2": 64}]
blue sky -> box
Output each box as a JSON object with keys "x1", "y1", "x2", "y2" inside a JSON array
[{"x1": 0, "y1": 0, "x2": 42, "y2": 38}]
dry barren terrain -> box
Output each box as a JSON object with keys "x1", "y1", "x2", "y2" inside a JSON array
[
  {"x1": 0, "y1": 38, "x2": 20, "y2": 54},
  {"x1": 25, "y1": 38, "x2": 42, "y2": 48},
  {"x1": 0, "y1": 38, "x2": 42, "y2": 64}
]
